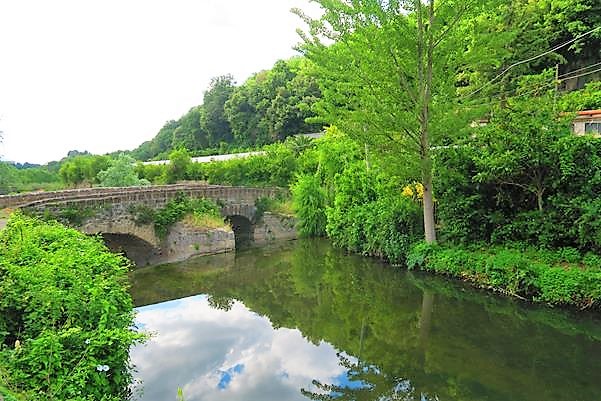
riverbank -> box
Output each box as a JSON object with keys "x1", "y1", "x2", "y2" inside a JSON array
[
  {"x1": 406, "y1": 242, "x2": 601, "y2": 309},
  {"x1": 0, "y1": 214, "x2": 142, "y2": 400}
]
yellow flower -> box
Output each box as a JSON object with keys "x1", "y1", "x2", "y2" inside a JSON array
[
  {"x1": 402, "y1": 185, "x2": 414, "y2": 197},
  {"x1": 415, "y1": 183, "x2": 424, "y2": 199}
]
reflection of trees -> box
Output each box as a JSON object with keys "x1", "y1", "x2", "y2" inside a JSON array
[
  {"x1": 130, "y1": 239, "x2": 601, "y2": 401},
  {"x1": 207, "y1": 295, "x2": 235, "y2": 311},
  {"x1": 301, "y1": 354, "x2": 437, "y2": 401}
]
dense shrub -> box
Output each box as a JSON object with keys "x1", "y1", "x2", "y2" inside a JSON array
[
  {"x1": 97, "y1": 154, "x2": 150, "y2": 187},
  {"x1": 202, "y1": 144, "x2": 297, "y2": 187},
  {"x1": 320, "y1": 164, "x2": 423, "y2": 264},
  {"x1": 291, "y1": 175, "x2": 327, "y2": 237},
  {"x1": 0, "y1": 214, "x2": 143, "y2": 400},
  {"x1": 137, "y1": 143, "x2": 299, "y2": 187},
  {"x1": 435, "y1": 118, "x2": 601, "y2": 252},
  {"x1": 407, "y1": 242, "x2": 601, "y2": 308}
]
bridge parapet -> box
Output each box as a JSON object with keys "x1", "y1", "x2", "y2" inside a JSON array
[{"x1": 0, "y1": 184, "x2": 284, "y2": 210}]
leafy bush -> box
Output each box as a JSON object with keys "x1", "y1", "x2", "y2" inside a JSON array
[
  {"x1": 576, "y1": 198, "x2": 601, "y2": 253},
  {"x1": 321, "y1": 165, "x2": 423, "y2": 264},
  {"x1": 408, "y1": 242, "x2": 601, "y2": 308},
  {"x1": 291, "y1": 175, "x2": 327, "y2": 237},
  {"x1": 97, "y1": 154, "x2": 150, "y2": 187},
  {"x1": 0, "y1": 214, "x2": 143, "y2": 400},
  {"x1": 435, "y1": 117, "x2": 601, "y2": 253},
  {"x1": 201, "y1": 144, "x2": 298, "y2": 187},
  {"x1": 164, "y1": 148, "x2": 193, "y2": 184}
]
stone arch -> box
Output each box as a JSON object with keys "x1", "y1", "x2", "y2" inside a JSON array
[
  {"x1": 99, "y1": 233, "x2": 162, "y2": 267},
  {"x1": 79, "y1": 218, "x2": 160, "y2": 247},
  {"x1": 220, "y1": 204, "x2": 257, "y2": 223},
  {"x1": 225, "y1": 215, "x2": 253, "y2": 249}
]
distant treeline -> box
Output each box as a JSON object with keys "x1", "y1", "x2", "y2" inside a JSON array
[{"x1": 130, "y1": 57, "x2": 322, "y2": 161}]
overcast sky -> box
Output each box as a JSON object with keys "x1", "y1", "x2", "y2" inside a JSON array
[{"x1": 0, "y1": 0, "x2": 320, "y2": 164}]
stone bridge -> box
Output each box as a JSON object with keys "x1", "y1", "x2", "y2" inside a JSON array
[{"x1": 0, "y1": 184, "x2": 295, "y2": 265}]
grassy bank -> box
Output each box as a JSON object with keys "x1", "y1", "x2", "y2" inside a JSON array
[
  {"x1": 0, "y1": 214, "x2": 143, "y2": 400},
  {"x1": 407, "y1": 243, "x2": 601, "y2": 309}
]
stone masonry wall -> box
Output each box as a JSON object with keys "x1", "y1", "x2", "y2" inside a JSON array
[
  {"x1": 0, "y1": 184, "x2": 285, "y2": 209},
  {"x1": 160, "y1": 222, "x2": 235, "y2": 264},
  {"x1": 253, "y1": 212, "x2": 298, "y2": 244}
]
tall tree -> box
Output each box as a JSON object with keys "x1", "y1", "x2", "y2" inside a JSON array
[
  {"x1": 201, "y1": 75, "x2": 236, "y2": 147},
  {"x1": 295, "y1": 0, "x2": 498, "y2": 243},
  {"x1": 173, "y1": 106, "x2": 207, "y2": 150},
  {"x1": 225, "y1": 71, "x2": 270, "y2": 145},
  {"x1": 225, "y1": 58, "x2": 322, "y2": 145}
]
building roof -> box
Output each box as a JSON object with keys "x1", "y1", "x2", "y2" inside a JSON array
[{"x1": 577, "y1": 109, "x2": 601, "y2": 116}]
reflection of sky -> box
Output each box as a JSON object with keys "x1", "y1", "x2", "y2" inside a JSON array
[{"x1": 131, "y1": 295, "x2": 347, "y2": 401}]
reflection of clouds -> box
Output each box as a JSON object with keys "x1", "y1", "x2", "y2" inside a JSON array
[{"x1": 131, "y1": 295, "x2": 345, "y2": 401}]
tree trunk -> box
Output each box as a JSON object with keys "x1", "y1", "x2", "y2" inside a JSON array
[
  {"x1": 417, "y1": 0, "x2": 437, "y2": 244},
  {"x1": 536, "y1": 189, "x2": 544, "y2": 212},
  {"x1": 423, "y1": 174, "x2": 437, "y2": 243},
  {"x1": 418, "y1": 290, "x2": 434, "y2": 369}
]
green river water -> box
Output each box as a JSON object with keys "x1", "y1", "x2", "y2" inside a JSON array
[{"x1": 129, "y1": 239, "x2": 601, "y2": 401}]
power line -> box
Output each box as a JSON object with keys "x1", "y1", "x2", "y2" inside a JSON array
[
  {"x1": 462, "y1": 80, "x2": 555, "y2": 108},
  {"x1": 560, "y1": 65, "x2": 601, "y2": 81},
  {"x1": 463, "y1": 25, "x2": 601, "y2": 100},
  {"x1": 558, "y1": 61, "x2": 601, "y2": 79},
  {"x1": 461, "y1": 64, "x2": 601, "y2": 111},
  {"x1": 461, "y1": 81, "x2": 557, "y2": 110},
  {"x1": 461, "y1": 62, "x2": 601, "y2": 108}
]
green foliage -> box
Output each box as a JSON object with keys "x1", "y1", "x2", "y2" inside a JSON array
[
  {"x1": 128, "y1": 204, "x2": 156, "y2": 226},
  {"x1": 0, "y1": 162, "x2": 21, "y2": 194},
  {"x1": 576, "y1": 198, "x2": 601, "y2": 253},
  {"x1": 200, "y1": 144, "x2": 298, "y2": 187},
  {"x1": 290, "y1": 127, "x2": 423, "y2": 262},
  {"x1": 164, "y1": 148, "x2": 192, "y2": 184},
  {"x1": 153, "y1": 195, "x2": 222, "y2": 238},
  {"x1": 132, "y1": 120, "x2": 179, "y2": 161},
  {"x1": 225, "y1": 58, "x2": 321, "y2": 145},
  {"x1": 0, "y1": 214, "x2": 143, "y2": 400},
  {"x1": 435, "y1": 92, "x2": 601, "y2": 251},
  {"x1": 135, "y1": 143, "x2": 301, "y2": 187},
  {"x1": 324, "y1": 166, "x2": 423, "y2": 264},
  {"x1": 0, "y1": 162, "x2": 61, "y2": 194},
  {"x1": 135, "y1": 163, "x2": 165, "y2": 184},
  {"x1": 97, "y1": 154, "x2": 150, "y2": 187},
  {"x1": 130, "y1": 57, "x2": 322, "y2": 161},
  {"x1": 408, "y1": 242, "x2": 601, "y2": 308},
  {"x1": 291, "y1": 175, "x2": 327, "y2": 237},
  {"x1": 26, "y1": 205, "x2": 98, "y2": 227},
  {"x1": 560, "y1": 81, "x2": 601, "y2": 111},
  {"x1": 201, "y1": 75, "x2": 236, "y2": 147},
  {"x1": 254, "y1": 196, "x2": 294, "y2": 219},
  {"x1": 59, "y1": 155, "x2": 110, "y2": 187}
]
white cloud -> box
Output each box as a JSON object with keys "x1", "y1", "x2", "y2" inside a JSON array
[
  {"x1": 0, "y1": 0, "x2": 322, "y2": 164},
  {"x1": 131, "y1": 295, "x2": 345, "y2": 401}
]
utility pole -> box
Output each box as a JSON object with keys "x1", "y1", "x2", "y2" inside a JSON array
[{"x1": 554, "y1": 64, "x2": 560, "y2": 111}]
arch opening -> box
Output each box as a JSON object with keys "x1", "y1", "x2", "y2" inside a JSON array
[
  {"x1": 100, "y1": 233, "x2": 162, "y2": 267},
  {"x1": 225, "y1": 215, "x2": 253, "y2": 249}
]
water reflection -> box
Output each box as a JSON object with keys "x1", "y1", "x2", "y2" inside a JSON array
[
  {"x1": 130, "y1": 239, "x2": 601, "y2": 401},
  {"x1": 132, "y1": 295, "x2": 349, "y2": 401}
]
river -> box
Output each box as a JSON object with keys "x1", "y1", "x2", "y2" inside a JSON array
[{"x1": 129, "y1": 239, "x2": 601, "y2": 401}]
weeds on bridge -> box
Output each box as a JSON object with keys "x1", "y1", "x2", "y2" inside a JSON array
[
  {"x1": 254, "y1": 196, "x2": 294, "y2": 223},
  {"x1": 25, "y1": 205, "x2": 98, "y2": 227},
  {"x1": 141, "y1": 195, "x2": 226, "y2": 238}
]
